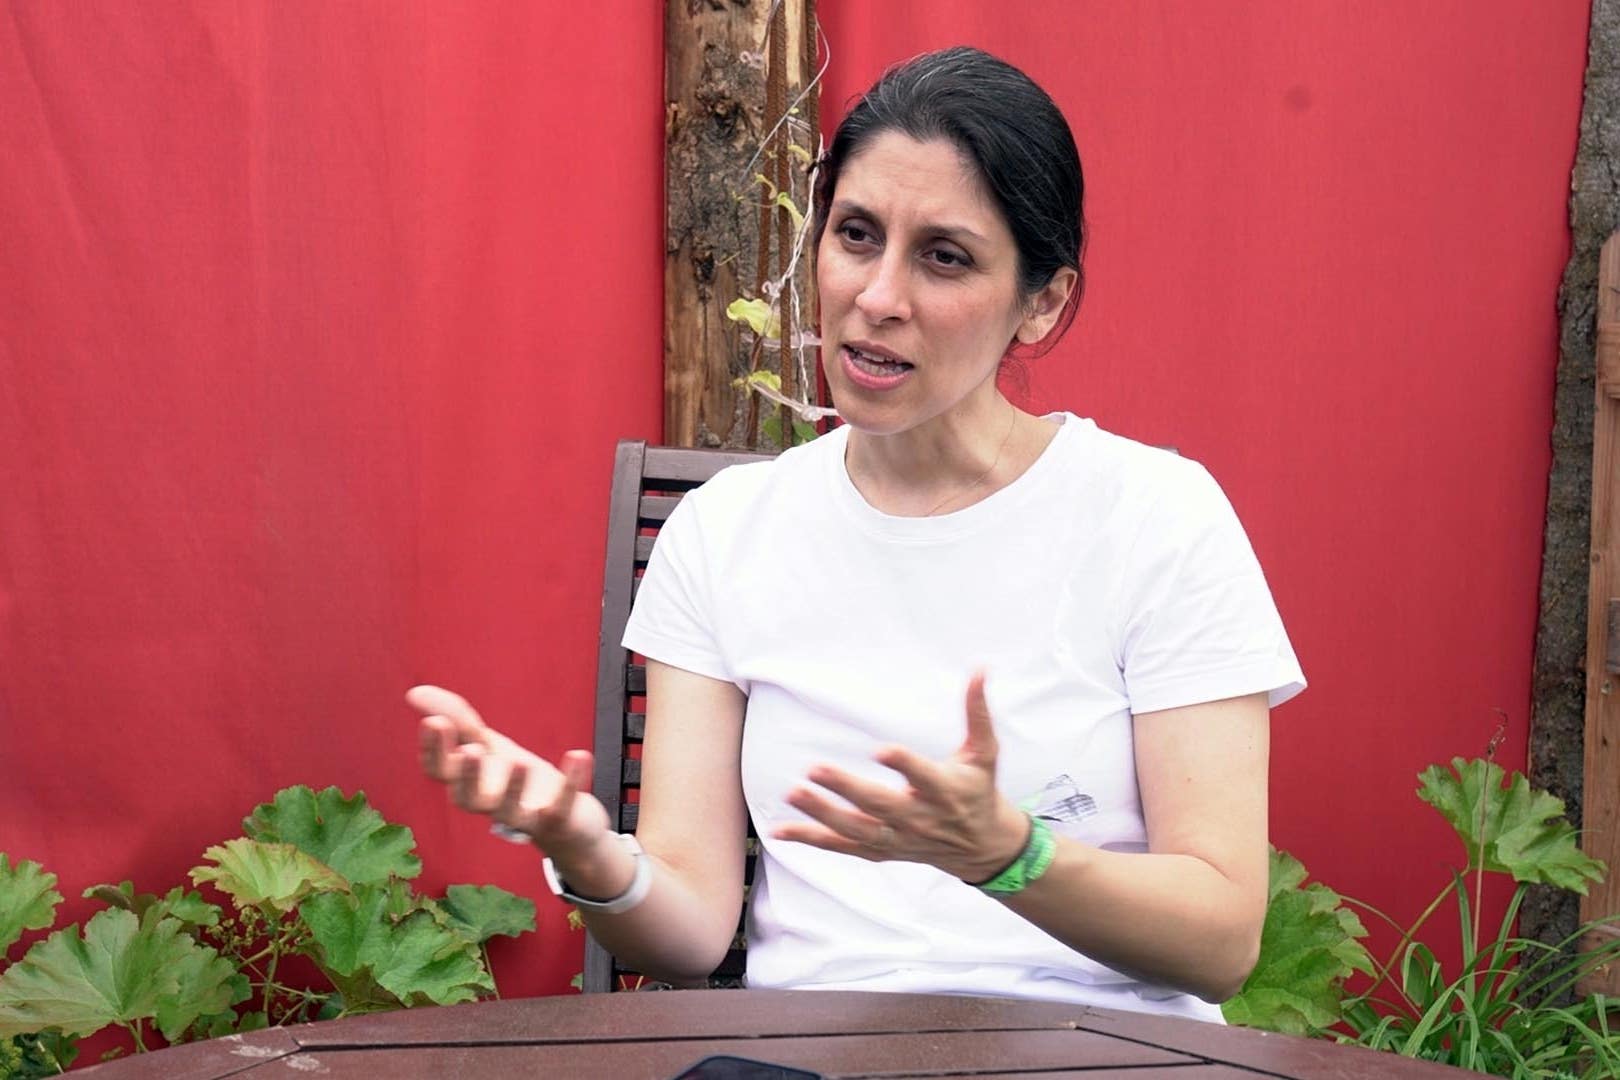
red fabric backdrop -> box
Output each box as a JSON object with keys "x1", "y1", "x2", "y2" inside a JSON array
[
  {"x1": 1, "y1": 1, "x2": 665, "y2": 999},
  {"x1": 821, "y1": 0, "x2": 1590, "y2": 966},
  {"x1": 0, "y1": 0, "x2": 1591, "y2": 1006}
]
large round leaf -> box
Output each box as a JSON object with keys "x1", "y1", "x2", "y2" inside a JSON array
[
  {"x1": 1222, "y1": 849, "x2": 1373, "y2": 1036},
  {"x1": 301, "y1": 884, "x2": 491, "y2": 1008},
  {"x1": 190, "y1": 839, "x2": 347, "y2": 912},
  {"x1": 0, "y1": 856, "x2": 60, "y2": 959},
  {"x1": 244, "y1": 786, "x2": 421, "y2": 885},
  {"x1": 440, "y1": 885, "x2": 536, "y2": 944},
  {"x1": 0, "y1": 910, "x2": 236, "y2": 1040},
  {"x1": 1417, "y1": 757, "x2": 1605, "y2": 890}
]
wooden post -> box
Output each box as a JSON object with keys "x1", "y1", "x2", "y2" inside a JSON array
[
  {"x1": 1580, "y1": 232, "x2": 1620, "y2": 995},
  {"x1": 665, "y1": 0, "x2": 820, "y2": 449}
]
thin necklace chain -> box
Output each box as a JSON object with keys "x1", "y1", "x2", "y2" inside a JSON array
[{"x1": 924, "y1": 406, "x2": 1020, "y2": 517}]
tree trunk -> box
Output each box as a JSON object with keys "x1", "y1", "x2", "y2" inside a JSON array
[
  {"x1": 1527, "y1": 0, "x2": 1620, "y2": 979},
  {"x1": 664, "y1": 0, "x2": 819, "y2": 449}
]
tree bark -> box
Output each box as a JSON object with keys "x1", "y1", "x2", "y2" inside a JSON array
[
  {"x1": 664, "y1": 0, "x2": 819, "y2": 449},
  {"x1": 1527, "y1": 0, "x2": 1620, "y2": 972}
]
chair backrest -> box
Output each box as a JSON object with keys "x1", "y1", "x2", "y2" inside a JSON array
[{"x1": 581, "y1": 439, "x2": 774, "y2": 994}]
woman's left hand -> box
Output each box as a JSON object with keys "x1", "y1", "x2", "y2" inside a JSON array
[{"x1": 771, "y1": 671, "x2": 1031, "y2": 883}]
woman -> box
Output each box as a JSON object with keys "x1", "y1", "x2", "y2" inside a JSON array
[{"x1": 410, "y1": 46, "x2": 1304, "y2": 1023}]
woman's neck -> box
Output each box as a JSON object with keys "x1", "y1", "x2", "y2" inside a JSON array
[{"x1": 843, "y1": 398, "x2": 1057, "y2": 517}]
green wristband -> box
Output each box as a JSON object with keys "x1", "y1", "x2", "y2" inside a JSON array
[{"x1": 973, "y1": 813, "x2": 1057, "y2": 895}]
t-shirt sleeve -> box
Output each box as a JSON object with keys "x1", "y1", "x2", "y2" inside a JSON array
[
  {"x1": 1111, "y1": 462, "x2": 1305, "y2": 715},
  {"x1": 621, "y1": 488, "x2": 739, "y2": 688}
]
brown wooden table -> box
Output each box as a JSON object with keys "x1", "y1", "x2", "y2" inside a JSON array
[{"x1": 80, "y1": 990, "x2": 1472, "y2": 1078}]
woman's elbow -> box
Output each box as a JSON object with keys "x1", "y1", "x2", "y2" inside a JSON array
[
  {"x1": 1197, "y1": 921, "x2": 1262, "y2": 1004},
  {"x1": 609, "y1": 898, "x2": 740, "y2": 987},
  {"x1": 632, "y1": 938, "x2": 733, "y2": 988}
]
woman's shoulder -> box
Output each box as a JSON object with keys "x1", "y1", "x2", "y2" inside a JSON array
[
  {"x1": 1049, "y1": 414, "x2": 1220, "y2": 511},
  {"x1": 680, "y1": 425, "x2": 844, "y2": 515}
]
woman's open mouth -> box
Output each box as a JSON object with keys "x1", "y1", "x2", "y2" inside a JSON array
[{"x1": 842, "y1": 344, "x2": 914, "y2": 390}]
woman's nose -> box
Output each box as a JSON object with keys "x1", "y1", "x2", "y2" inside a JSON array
[{"x1": 854, "y1": 250, "x2": 911, "y2": 324}]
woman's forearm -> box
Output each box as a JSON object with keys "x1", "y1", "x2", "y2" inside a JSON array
[
  {"x1": 999, "y1": 839, "x2": 1262, "y2": 1003},
  {"x1": 770, "y1": 684, "x2": 1268, "y2": 1004},
  {"x1": 405, "y1": 674, "x2": 748, "y2": 986},
  {"x1": 551, "y1": 836, "x2": 744, "y2": 987}
]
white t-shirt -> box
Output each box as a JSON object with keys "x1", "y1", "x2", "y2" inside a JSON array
[{"x1": 622, "y1": 413, "x2": 1305, "y2": 1022}]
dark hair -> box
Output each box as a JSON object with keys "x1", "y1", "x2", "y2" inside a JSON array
[{"x1": 814, "y1": 46, "x2": 1086, "y2": 352}]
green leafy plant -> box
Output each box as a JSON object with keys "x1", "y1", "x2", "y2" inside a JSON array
[
  {"x1": 1225, "y1": 757, "x2": 1618, "y2": 1078},
  {"x1": 1221, "y1": 848, "x2": 1375, "y2": 1035},
  {"x1": 0, "y1": 786, "x2": 535, "y2": 1074}
]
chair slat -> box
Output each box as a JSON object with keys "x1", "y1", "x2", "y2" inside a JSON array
[
  {"x1": 713, "y1": 949, "x2": 748, "y2": 978},
  {"x1": 590, "y1": 440, "x2": 644, "y2": 847},
  {"x1": 637, "y1": 494, "x2": 681, "y2": 524},
  {"x1": 643, "y1": 445, "x2": 771, "y2": 484},
  {"x1": 587, "y1": 440, "x2": 774, "y2": 994}
]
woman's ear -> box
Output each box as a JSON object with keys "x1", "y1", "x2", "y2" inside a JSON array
[{"x1": 1016, "y1": 266, "x2": 1079, "y2": 345}]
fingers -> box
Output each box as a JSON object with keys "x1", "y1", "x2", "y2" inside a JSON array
[
  {"x1": 559, "y1": 749, "x2": 594, "y2": 797},
  {"x1": 522, "y1": 749, "x2": 592, "y2": 839},
  {"x1": 418, "y1": 715, "x2": 458, "y2": 779},
  {"x1": 871, "y1": 745, "x2": 950, "y2": 800},
  {"x1": 407, "y1": 686, "x2": 609, "y2": 853},
  {"x1": 453, "y1": 744, "x2": 512, "y2": 813},
  {"x1": 804, "y1": 764, "x2": 908, "y2": 818},
  {"x1": 494, "y1": 759, "x2": 531, "y2": 831},
  {"x1": 553, "y1": 749, "x2": 597, "y2": 823},
  {"x1": 409, "y1": 686, "x2": 529, "y2": 789},
  {"x1": 957, "y1": 671, "x2": 999, "y2": 766},
  {"x1": 770, "y1": 820, "x2": 871, "y2": 858},
  {"x1": 406, "y1": 684, "x2": 490, "y2": 746},
  {"x1": 784, "y1": 782, "x2": 887, "y2": 848},
  {"x1": 406, "y1": 684, "x2": 484, "y2": 725}
]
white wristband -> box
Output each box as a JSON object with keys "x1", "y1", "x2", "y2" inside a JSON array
[{"x1": 542, "y1": 833, "x2": 652, "y2": 915}]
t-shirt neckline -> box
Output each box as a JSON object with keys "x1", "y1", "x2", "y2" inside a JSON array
[{"x1": 826, "y1": 412, "x2": 1088, "y2": 541}]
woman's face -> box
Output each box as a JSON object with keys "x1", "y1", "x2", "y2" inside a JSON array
[{"x1": 817, "y1": 131, "x2": 1039, "y2": 437}]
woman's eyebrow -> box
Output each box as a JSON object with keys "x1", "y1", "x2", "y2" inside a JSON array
[{"x1": 832, "y1": 200, "x2": 987, "y2": 245}]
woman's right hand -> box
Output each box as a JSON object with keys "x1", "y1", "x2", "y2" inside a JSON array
[{"x1": 407, "y1": 685, "x2": 614, "y2": 868}]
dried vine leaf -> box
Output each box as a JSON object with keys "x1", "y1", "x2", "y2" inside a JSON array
[
  {"x1": 773, "y1": 191, "x2": 804, "y2": 229},
  {"x1": 725, "y1": 298, "x2": 780, "y2": 339},
  {"x1": 243, "y1": 786, "x2": 421, "y2": 885},
  {"x1": 190, "y1": 839, "x2": 347, "y2": 913},
  {"x1": 0, "y1": 856, "x2": 61, "y2": 959},
  {"x1": 1417, "y1": 757, "x2": 1606, "y2": 891},
  {"x1": 80, "y1": 880, "x2": 137, "y2": 912},
  {"x1": 0, "y1": 910, "x2": 234, "y2": 1039}
]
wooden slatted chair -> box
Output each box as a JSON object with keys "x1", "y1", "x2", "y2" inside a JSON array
[{"x1": 581, "y1": 439, "x2": 773, "y2": 994}]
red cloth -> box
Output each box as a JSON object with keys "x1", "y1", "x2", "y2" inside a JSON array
[{"x1": 0, "y1": 1, "x2": 663, "y2": 999}]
